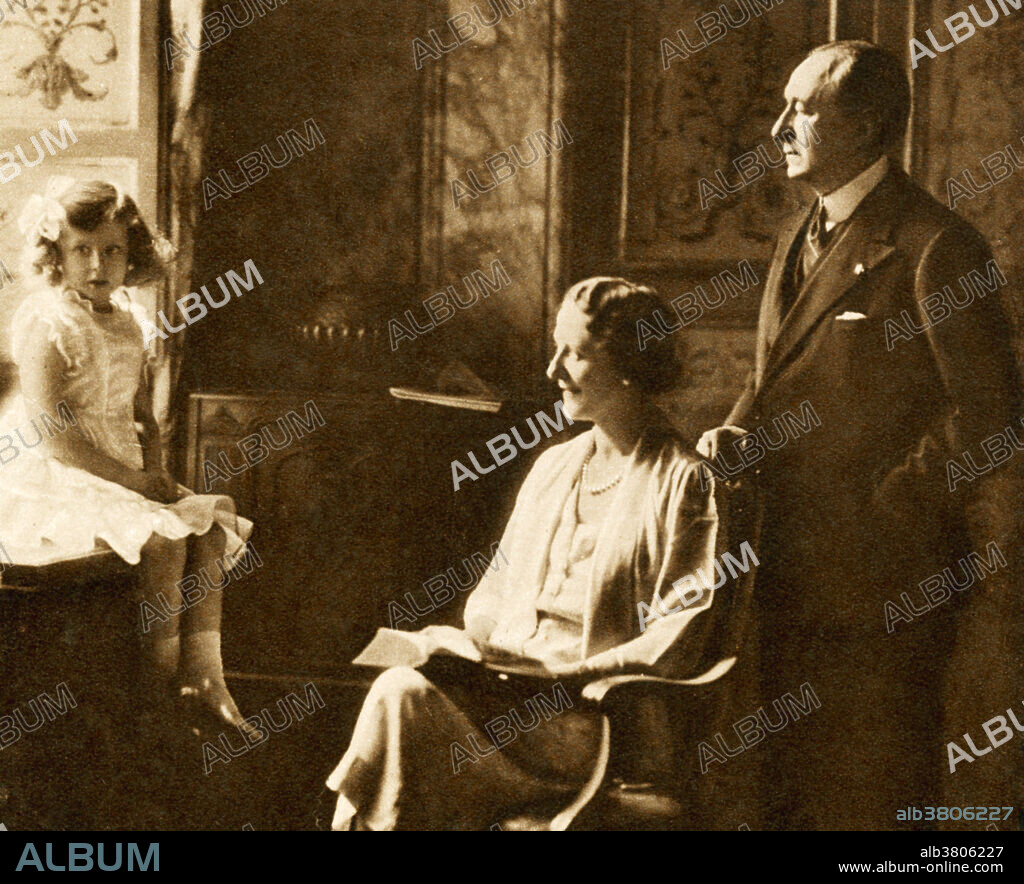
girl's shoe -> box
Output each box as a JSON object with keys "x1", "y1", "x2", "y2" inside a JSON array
[{"x1": 177, "y1": 679, "x2": 262, "y2": 743}]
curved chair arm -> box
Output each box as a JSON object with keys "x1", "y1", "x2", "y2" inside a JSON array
[
  {"x1": 547, "y1": 657, "x2": 737, "y2": 830},
  {"x1": 580, "y1": 656, "x2": 737, "y2": 705}
]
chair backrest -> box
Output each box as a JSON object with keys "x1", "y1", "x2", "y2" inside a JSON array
[{"x1": 690, "y1": 464, "x2": 760, "y2": 670}]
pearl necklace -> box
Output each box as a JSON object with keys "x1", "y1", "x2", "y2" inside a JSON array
[{"x1": 581, "y1": 445, "x2": 623, "y2": 495}]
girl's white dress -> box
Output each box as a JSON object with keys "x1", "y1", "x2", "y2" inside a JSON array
[{"x1": 0, "y1": 285, "x2": 251, "y2": 567}]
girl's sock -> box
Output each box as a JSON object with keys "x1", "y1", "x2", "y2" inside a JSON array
[
  {"x1": 140, "y1": 635, "x2": 180, "y2": 684},
  {"x1": 137, "y1": 636, "x2": 180, "y2": 722},
  {"x1": 179, "y1": 630, "x2": 248, "y2": 727},
  {"x1": 179, "y1": 630, "x2": 225, "y2": 685}
]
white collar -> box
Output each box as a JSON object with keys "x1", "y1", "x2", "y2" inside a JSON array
[
  {"x1": 820, "y1": 156, "x2": 889, "y2": 230},
  {"x1": 61, "y1": 285, "x2": 131, "y2": 314}
]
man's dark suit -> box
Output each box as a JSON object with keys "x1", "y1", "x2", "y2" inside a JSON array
[{"x1": 726, "y1": 164, "x2": 1022, "y2": 829}]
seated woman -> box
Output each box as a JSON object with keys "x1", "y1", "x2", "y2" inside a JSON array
[{"x1": 326, "y1": 277, "x2": 728, "y2": 830}]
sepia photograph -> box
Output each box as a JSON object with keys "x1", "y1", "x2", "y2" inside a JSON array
[{"x1": 0, "y1": 0, "x2": 1020, "y2": 866}]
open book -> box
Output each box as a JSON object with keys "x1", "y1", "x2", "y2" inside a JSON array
[
  {"x1": 353, "y1": 625, "x2": 555, "y2": 678},
  {"x1": 353, "y1": 625, "x2": 483, "y2": 668}
]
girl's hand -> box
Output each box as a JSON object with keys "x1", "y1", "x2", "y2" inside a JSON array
[
  {"x1": 133, "y1": 469, "x2": 183, "y2": 504},
  {"x1": 152, "y1": 470, "x2": 185, "y2": 504}
]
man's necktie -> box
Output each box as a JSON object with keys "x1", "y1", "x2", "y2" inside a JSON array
[
  {"x1": 800, "y1": 199, "x2": 831, "y2": 284},
  {"x1": 785, "y1": 200, "x2": 831, "y2": 318}
]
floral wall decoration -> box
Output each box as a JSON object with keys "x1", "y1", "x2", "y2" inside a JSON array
[{"x1": 0, "y1": 0, "x2": 121, "y2": 114}]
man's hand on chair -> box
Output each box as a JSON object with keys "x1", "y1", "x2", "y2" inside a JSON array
[{"x1": 696, "y1": 425, "x2": 749, "y2": 462}]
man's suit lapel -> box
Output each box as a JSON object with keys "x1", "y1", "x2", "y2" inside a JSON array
[
  {"x1": 756, "y1": 209, "x2": 808, "y2": 386},
  {"x1": 758, "y1": 170, "x2": 901, "y2": 392}
]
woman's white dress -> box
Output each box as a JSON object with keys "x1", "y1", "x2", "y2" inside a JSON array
[
  {"x1": 327, "y1": 420, "x2": 724, "y2": 830},
  {"x1": 0, "y1": 285, "x2": 251, "y2": 567}
]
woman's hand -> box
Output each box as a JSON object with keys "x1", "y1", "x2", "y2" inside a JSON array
[
  {"x1": 542, "y1": 659, "x2": 592, "y2": 679},
  {"x1": 548, "y1": 648, "x2": 626, "y2": 680}
]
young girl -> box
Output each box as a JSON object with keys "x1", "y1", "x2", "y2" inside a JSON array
[{"x1": 0, "y1": 176, "x2": 254, "y2": 735}]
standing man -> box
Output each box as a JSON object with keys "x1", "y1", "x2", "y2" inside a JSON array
[{"x1": 700, "y1": 41, "x2": 1021, "y2": 830}]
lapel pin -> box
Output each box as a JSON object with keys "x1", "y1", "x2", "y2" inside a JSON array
[{"x1": 854, "y1": 263, "x2": 866, "y2": 276}]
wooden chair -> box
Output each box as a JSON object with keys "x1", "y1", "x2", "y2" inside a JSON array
[
  {"x1": 560, "y1": 659, "x2": 737, "y2": 831},
  {"x1": 506, "y1": 474, "x2": 759, "y2": 832},
  {"x1": 490, "y1": 658, "x2": 736, "y2": 832}
]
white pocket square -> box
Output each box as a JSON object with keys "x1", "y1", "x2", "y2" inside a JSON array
[{"x1": 835, "y1": 311, "x2": 868, "y2": 321}]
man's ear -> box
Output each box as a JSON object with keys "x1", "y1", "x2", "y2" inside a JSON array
[{"x1": 855, "y1": 110, "x2": 884, "y2": 155}]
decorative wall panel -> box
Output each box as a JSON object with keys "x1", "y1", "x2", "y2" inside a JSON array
[
  {"x1": 420, "y1": 0, "x2": 566, "y2": 396},
  {"x1": 913, "y1": 0, "x2": 1024, "y2": 368},
  {"x1": 623, "y1": 0, "x2": 826, "y2": 270},
  {"x1": 0, "y1": 0, "x2": 139, "y2": 128},
  {"x1": 577, "y1": 0, "x2": 829, "y2": 431},
  {"x1": 655, "y1": 326, "x2": 755, "y2": 439}
]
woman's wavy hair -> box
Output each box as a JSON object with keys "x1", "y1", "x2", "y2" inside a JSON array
[
  {"x1": 24, "y1": 180, "x2": 169, "y2": 288},
  {"x1": 563, "y1": 276, "x2": 684, "y2": 395}
]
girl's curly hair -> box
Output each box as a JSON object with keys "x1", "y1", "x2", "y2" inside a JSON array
[{"x1": 24, "y1": 180, "x2": 170, "y2": 288}]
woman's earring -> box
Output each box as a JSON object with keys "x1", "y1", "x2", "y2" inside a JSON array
[{"x1": 621, "y1": 378, "x2": 631, "y2": 387}]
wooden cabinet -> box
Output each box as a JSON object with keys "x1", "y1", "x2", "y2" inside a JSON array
[{"x1": 186, "y1": 390, "x2": 557, "y2": 675}]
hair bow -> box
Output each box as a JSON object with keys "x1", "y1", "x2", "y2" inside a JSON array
[
  {"x1": 150, "y1": 233, "x2": 178, "y2": 264},
  {"x1": 17, "y1": 175, "x2": 78, "y2": 244}
]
